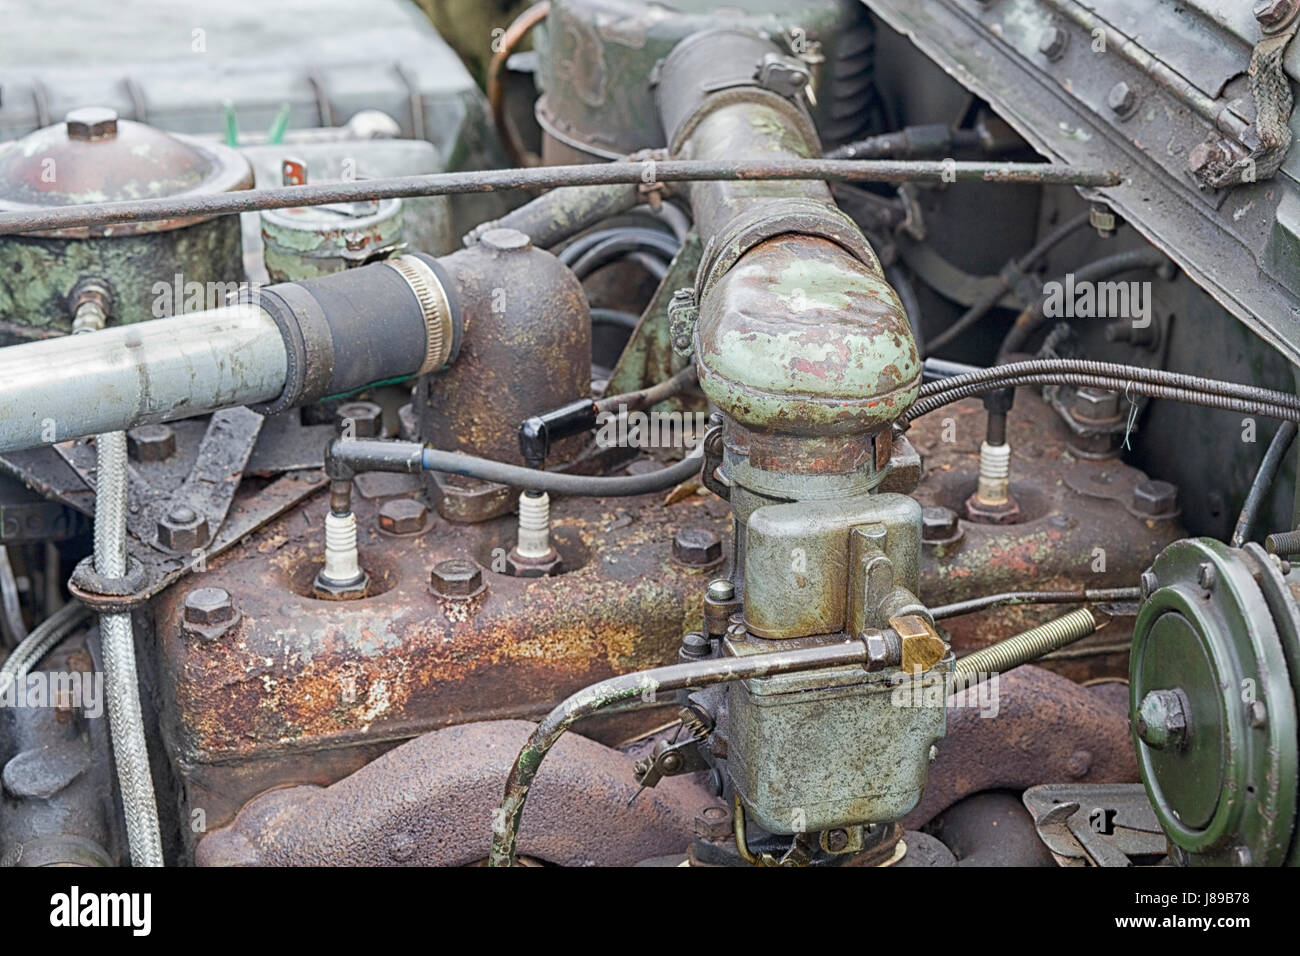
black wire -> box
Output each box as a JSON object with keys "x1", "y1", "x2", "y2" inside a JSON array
[{"x1": 1231, "y1": 420, "x2": 1298, "y2": 548}]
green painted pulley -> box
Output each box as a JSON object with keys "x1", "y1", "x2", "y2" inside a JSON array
[{"x1": 1132, "y1": 539, "x2": 1299, "y2": 866}]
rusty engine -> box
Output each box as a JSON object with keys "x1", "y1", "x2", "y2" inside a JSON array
[{"x1": 0, "y1": 0, "x2": 1297, "y2": 871}]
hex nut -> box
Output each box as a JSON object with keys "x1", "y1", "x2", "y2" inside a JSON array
[
  {"x1": 504, "y1": 548, "x2": 563, "y2": 578},
  {"x1": 157, "y1": 505, "x2": 210, "y2": 552},
  {"x1": 378, "y1": 497, "x2": 429, "y2": 535},
  {"x1": 337, "y1": 401, "x2": 384, "y2": 438},
  {"x1": 672, "y1": 528, "x2": 723, "y2": 567},
  {"x1": 1131, "y1": 479, "x2": 1178, "y2": 518},
  {"x1": 1038, "y1": 25, "x2": 1068, "y2": 60},
  {"x1": 694, "y1": 804, "x2": 732, "y2": 841},
  {"x1": 126, "y1": 424, "x2": 176, "y2": 462},
  {"x1": 1255, "y1": 0, "x2": 1298, "y2": 30},
  {"x1": 862, "y1": 630, "x2": 892, "y2": 672},
  {"x1": 1136, "y1": 689, "x2": 1188, "y2": 750},
  {"x1": 1140, "y1": 569, "x2": 1159, "y2": 600},
  {"x1": 431, "y1": 558, "x2": 484, "y2": 598},
  {"x1": 1196, "y1": 561, "x2": 1218, "y2": 593},
  {"x1": 65, "y1": 107, "x2": 118, "y2": 141}
]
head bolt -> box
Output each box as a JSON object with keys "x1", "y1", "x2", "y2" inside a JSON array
[
  {"x1": 1107, "y1": 80, "x2": 1138, "y2": 119},
  {"x1": 1196, "y1": 561, "x2": 1218, "y2": 593},
  {"x1": 921, "y1": 506, "x2": 960, "y2": 542},
  {"x1": 126, "y1": 424, "x2": 176, "y2": 462},
  {"x1": 1073, "y1": 386, "x2": 1120, "y2": 421},
  {"x1": 679, "y1": 631, "x2": 711, "y2": 661},
  {"x1": 672, "y1": 528, "x2": 723, "y2": 567},
  {"x1": 1136, "y1": 689, "x2": 1189, "y2": 750},
  {"x1": 1255, "y1": 0, "x2": 1298, "y2": 31},
  {"x1": 377, "y1": 498, "x2": 429, "y2": 535},
  {"x1": 430, "y1": 558, "x2": 483, "y2": 598},
  {"x1": 1038, "y1": 25, "x2": 1068, "y2": 61},
  {"x1": 336, "y1": 401, "x2": 383, "y2": 438},
  {"x1": 1131, "y1": 479, "x2": 1178, "y2": 518},
  {"x1": 182, "y1": 587, "x2": 239, "y2": 640}
]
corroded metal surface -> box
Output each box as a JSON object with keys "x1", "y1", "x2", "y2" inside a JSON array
[
  {"x1": 153, "y1": 477, "x2": 730, "y2": 829},
  {"x1": 907, "y1": 389, "x2": 1184, "y2": 680},
  {"x1": 904, "y1": 665, "x2": 1138, "y2": 828},
  {"x1": 195, "y1": 719, "x2": 716, "y2": 866}
]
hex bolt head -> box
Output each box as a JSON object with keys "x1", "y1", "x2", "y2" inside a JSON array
[
  {"x1": 478, "y1": 227, "x2": 532, "y2": 253},
  {"x1": 921, "y1": 506, "x2": 960, "y2": 542},
  {"x1": 157, "y1": 505, "x2": 210, "y2": 552},
  {"x1": 672, "y1": 528, "x2": 723, "y2": 567},
  {"x1": 1136, "y1": 689, "x2": 1188, "y2": 750},
  {"x1": 694, "y1": 804, "x2": 732, "y2": 841},
  {"x1": 377, "y1": 497, "x2": 429, "y2": 535},
  {"x1": 1255, "y1": 0, "x2": 1297, "y2": 29},
  {"x1": 126, "y1": 424, "x2": 177, "y2": 462},
  {"x1": 1038, "y1": 25, "x2": 1069, "y2": 60},
  {"x1": 65, "y1": 107, "x2": 119, "y2": 141},
  {"x1": 1073, "y1": 386, "x2": 1120, "y2": 421},
  {"x1": 336, "y1": 401, "x2": 384, "y2": 438},
  {"x1": 1131, "y1": 479, "x2": 1178, "y2": 518},
  {"x1": 430, "y1": 558, "x2": 483, "y2": 598},
  {"x1": 862, "y1": 630, "x2": 891, "y2": 672},
  {"x1": 1196, "y1": 560, "x2": 1218, "y2": 593},
  {"x1": 1107, "y1": 80, "x2": 1138, "y2": 118},
  {"x1": 182, "y1": 587, "x2": 238, "y2": 640},
  {"x1": 1247, "y1": 699, "x2": 1268, "y2": 729}
]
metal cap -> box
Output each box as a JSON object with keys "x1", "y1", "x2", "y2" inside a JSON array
[{"x1": 0, "y1": 110, "x2": 253, "y2": 238}]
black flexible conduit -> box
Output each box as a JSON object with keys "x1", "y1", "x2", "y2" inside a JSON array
[{"x1": 1231, "y1": 420, "x2": 1298, "y2": 548}]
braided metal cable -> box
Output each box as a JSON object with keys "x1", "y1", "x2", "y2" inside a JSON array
[
  {"x1": 0, "y1": 600, "x2": 91, "y2": 686},
  {"x1": 92, "y1": 431, "x2": 164, "y2": 867}
]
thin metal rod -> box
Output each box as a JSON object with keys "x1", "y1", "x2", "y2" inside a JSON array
[
  {"x1": 489, "y1": 638, "x2": 870, "y2": 867},
  {"x1": 0, "y1": 159, "x2": 1121, "y2": 236},
  {"x1": 931, "y1": 587, "x2": 1140, "y2": 620}
]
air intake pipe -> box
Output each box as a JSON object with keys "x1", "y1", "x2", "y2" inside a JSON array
[
  {"x1": 656, "y1": 29, "x2": 921, "y2": 499},
  {"x1": 0, "y1": 254, "x2": 461, "y2": 454}
]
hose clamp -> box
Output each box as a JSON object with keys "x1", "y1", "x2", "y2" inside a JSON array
[{"x1": 385, "y1": 254, "x2": 455, "y2": 375}]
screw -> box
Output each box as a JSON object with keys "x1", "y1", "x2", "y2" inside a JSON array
[
  {"x1": 824, "y1": 829, "x2": 850, "y2": 852},
  {"x1": 1136, "y1": 689, "x2": 1188, "y2": 750},
  {"x1": 1265, "y1": 528, "x2": 1300, "y2": 557},
  {"x1": 182, "y1": 587, "x2": 238, "y2": 640},
  {"x1": 680, "y1": 631, "x2": 711, "y2": 661},
  {"x1": 65, "y1": 107, "x2": 118, "y2": 141},
  {"x1": 1107, "y1": 81, "x2": 1138, "y2": 118},
  {"x1": 1038, "y1": 25, "x2": 1068, "y2": 61},
  {"x1": 928, "y1": 744, "x2": 939, "y2": 762},
  {"x1": 1131, "y1": 480, "x2": 1178, "y2": 518},
  {"x1": 1187, "y1": 140, "x2": 1228, "y2": 178},
  {"x1": 673, "y1": 528, "x2": 722, "y2": 567},
  {"x1": 126, "y1": 424, "x2": 176, "y2": 462},
  {"x1": 1140, "y1": 569, "x2": 1159, "y2": 600},
  {"x1": 336, "y1": 401, "x2": 383, "y2": 438},
  {"x1": 157, "y1": 505, "x2": 210, "y2": 552},
  {"x1": 1197, "y1": 561, "x2": 1218, "y2": 593},
  {"x1": 921, "y1": 506, "x2": 960, "y2": 542},
  {"x1": 706, "y1": 578, "x2": 735, "y2": 602},
  {"x1": 1232, "y1": 845, "x2": 1253, "y2": 866},
  {"x1": 430, "y1": 558, "x2": 483, "y2": 598},
  {"x1": 377, "y1": 498, "x2": 429, "y2": 535},
  {"x1": 1073, "y1": 386, "x2": 1120, "y2": 421},
  {"x1": 1090, "y1": 202, "x2": 1117, "y2": 237},
  {"x1": 862, "y1": 629, "x2": 893, "y2": 672}
]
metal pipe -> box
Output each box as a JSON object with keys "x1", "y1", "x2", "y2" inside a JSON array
[
  {"x1": 0, "y1": 159, "x2": 1120, "y2": 237},
  {"x1": 931, "y1": 587, "x2": 1140, "y2": 620},
  {"x1": 953, "y1": 608, "x2": 1099, "y2": 682},
  {"x1": 0, "y1": 304, "x2": 286, "y2": 454},
  {"x1": 488, "y1": 637, "x2": 872, "y2": 867}
]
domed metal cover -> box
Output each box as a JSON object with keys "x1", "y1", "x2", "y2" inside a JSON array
[{"x1": 0, "y1": 108, "x2": 252, "y2": 238}]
